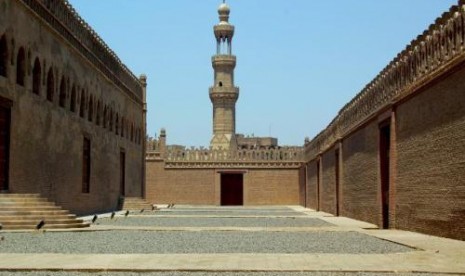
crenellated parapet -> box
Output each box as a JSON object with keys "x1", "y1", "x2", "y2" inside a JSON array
[
  {"x1": 146, "y1": 146, "x2": 304, "y2": 169},
  {"x1": 305, "y1": 0, "x2": 465, "y2": 161},
  {"x1": 18, "y1": 0, "x2": 143, "y2": 103}
]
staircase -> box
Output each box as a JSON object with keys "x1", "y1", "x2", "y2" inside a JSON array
[
  {"x1": 0, "y1": 194, "x2": 90, "y2": 230},
  {"x1": 121, "y1": 197, "x2": 154, "y2": 211}
]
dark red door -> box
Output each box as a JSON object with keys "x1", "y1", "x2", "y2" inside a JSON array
[
  {"x1": 379, "y1": 122, "x2": 391, "y2": 229},
  {"x1": 120, "y1": 151, "x2": 126, "y2": 196},
  {"x1": 0, "y1": 106, "x2": 10, "y2": 191},
  {"x1": 221, "y1": 174, "x2": 243, "y2": 206}
]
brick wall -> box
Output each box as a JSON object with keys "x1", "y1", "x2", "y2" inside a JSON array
[
  {"x1": 145, "y1": 161, "x2": 216, "y2": 205},
  {"x1": 321, "y1": 149, "x2": 337, "y2": 214},
  {"x1": 395, "y1": 65, "x2": 465, "y2": 240},
  {"x1": 305, "y1": 160, "x2": 319, "y2": 210},
  {"x1": 341, "y1": 121, "x2": 380, "y2": 226},
  {"x1": 245, "y1": 169, "x2": 300, "y2": 205},
  {"x1": 145, "y1": 162, "x2": 301, "y2": 206}
]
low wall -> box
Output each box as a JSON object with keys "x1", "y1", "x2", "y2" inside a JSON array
[{"x1": 145, "y1": 160, "x2": 301, "y2": 206}]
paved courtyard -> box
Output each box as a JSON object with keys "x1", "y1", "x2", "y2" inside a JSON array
[{"x1": 0, "y1": 206, "x2": 464, "y2": 275}]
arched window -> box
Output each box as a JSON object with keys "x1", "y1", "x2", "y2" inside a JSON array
[
  {"x1": 79, "y1": 89, "x2": 85, "y2": 117},
  {"x1": 96, "y1": 101, "x2": 101, "y2": 126},
  {"x1": 0, "y1": 35, "x2": 7, "y2": 77},
  {"x1": 121, "y1": 117, "x2": 125, "y2": 138},
  {"x1": 88, "y1": 95, "x2": 93, "y2": 122},
  {"x1": 70, "y1": 86, "x2": 76, "y2": 112},
  {"x1": 46, "y1": 68, "x2": 54, "y2": 102},
  {"x1": 59, "y1": 77, "x2": 66, "y2": 108},
  {"x1": 103, "y1": 106, "x2": 107, "y2": 128},
  {"x1": 115, "y1": 113, "x2": 119, "y2": 135},
  {"x1": 109, "y1": 109, "x2": 114, "y2": 131},
  {"x1": 32, "y1": 58, "x2": 41, "y2": 95},
  {"x1": 136, "y1": 128, "x2": 140, "y2": 144},
  {"x1": 131, "y1": 123, "x2": 134, "y2": 142},
  {"x1": 16, "y1": 47, "x2": 25, "y2": 86}
]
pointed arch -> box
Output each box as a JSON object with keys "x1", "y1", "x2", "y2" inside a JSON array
[
  {"x1": 0, "y1": 35, "x2": 7, "y2": 77},
  {"x1": 16, "y1": 47, "x2": 26, "y2": 86},
  {"x1": 70, "y1": 85, "x2": 76, "y2": 112},
  {"x1": 115, "y1": 113, "x2": 119, "y2": 135},
  {"x1": 109, "y1": 109, "x2": 114, "y2": 131},
  {"x1": 121, "y1": 116, "x2": 125, "y2": 138},
  {"x1": 32, "y1": 58, "x2": 41, "y2": 95},
  {"x1": 59, "y1": 76, "x2": 66, "y2": 108},
  {"x1": 88, "y1": 95, "x2": 94, "y2": 122},
  {"x1": 96, "y1": 100, "x2": 101, "y2": 126},
  {"x1": 46, "y1": 68, "x2": 54, "y2": 102},
  {"x1": 103, "y1": 105, "x2": 108, "y2": 128},
  {"x1": 79, "y1": 89, "x2": 86, "y2": 117}
]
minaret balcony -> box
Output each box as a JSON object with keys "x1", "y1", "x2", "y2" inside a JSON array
[
  {"x1": 214, "y1": 24, "x2": 235, "y2": 38},
  {"x1": 209, "y1": 87, "x2": 240, "y2": 101},
  {"x1": 212, "y1": 55, "x2": 236, "y2": 68}
]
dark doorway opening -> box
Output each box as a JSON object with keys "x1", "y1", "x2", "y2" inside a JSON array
[
  {"x1": 316, "y1": 160, "x2": 320, "y2": 211},
  {"x1": 335, "y1": 149, "x2": 340, "y2": 216},
  {"x1": 82, "y1": 137, "x2": 91, "y2": 193},
  {"x1": 120, "y1": 151, "x2": 126, "y2": 196},
  {"x1": 0, "y1": 105, "x2": 10, "y2": 191},
  {"x1": 221, "y1": 173, "x2": 243, "y2": 206},
  {"x1": 379, "y1": 121, "x2": 391, "y2": 229}
]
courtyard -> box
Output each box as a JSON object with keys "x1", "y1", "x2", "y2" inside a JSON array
[{"x1": 0, "y1": 206, "x2": 464, "y2": 275}]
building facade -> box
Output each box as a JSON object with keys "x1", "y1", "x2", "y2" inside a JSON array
[
  {"x1": 0, "y1": 0, "x2": 146, "y2": 215},
  {"x1": 303, "y1": 1, "x2": 465, "y2": 241},
  {"x1": 146, "y1": 3, "x2": 304, "y2": 206}
]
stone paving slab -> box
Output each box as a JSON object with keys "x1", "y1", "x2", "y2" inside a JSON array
[
  {"x1": 97, "y1": 217, "x2": 334, "y2": 228},
  {"x1": 0, "y1": 272, "x2": 461, "y2": 276},
  {"x1": 149, "y1": 211, "x2": 307, "y2": 217},
  {"x1": 0, "y1": 252, "x2": 464, "y2": 274},
  {"x1": 318, "y1": 217, "x2": 378, "y2": 229}
]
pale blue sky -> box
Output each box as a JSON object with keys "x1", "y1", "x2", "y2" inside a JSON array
[{"x1": 68, "y1": 0, "x2": 456, "y2": 147}]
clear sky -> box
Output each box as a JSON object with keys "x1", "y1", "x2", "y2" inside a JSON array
[{"x1": 68, "y1": 0, "x2": 457, "y2": 147}]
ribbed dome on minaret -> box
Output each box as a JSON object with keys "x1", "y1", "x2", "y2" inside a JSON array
[
  {"x1": 218, "y1": 3, "x2": 230, "y2": 23},
  {"x1": 209, "y1": 1, "x2": 240, "y2": 150}
]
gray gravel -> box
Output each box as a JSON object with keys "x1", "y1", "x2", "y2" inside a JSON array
[
  {"x1": 150, "y1": 211, "x2": 306, "y2": 216},
  {"x1": 98, "y1": 217, "x2": 333, "y2": 228},
  {"x1": 0, "y1": 231, "x2": 412, "y2": 254},
  {"x1": 168, "y1": 207, "x2": 294, "y2": 211},
  {"x1": 0, "y1": 271, "x2": 457, "y2": 276}
]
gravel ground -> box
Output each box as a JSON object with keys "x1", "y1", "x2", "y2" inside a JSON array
[
  {"x1": 149, "y1": 211, "x2": 306, "y2": 217},
  {"x1": 0, "y1": 271, "x2": 457, "y2": 276},
  {"x1": 0, "y1": 231, "x2": 412, "y2": 254},
  {"x1": 97, "y1": 217, "x2": 334, "y2": 228},
  {"x1": 167, "y1": 207, "x2": 294, "y2": 211}
]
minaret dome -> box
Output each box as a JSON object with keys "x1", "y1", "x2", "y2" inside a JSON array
[{"x1": 218, "y1": 3, "x2": 230, "y2": 23}]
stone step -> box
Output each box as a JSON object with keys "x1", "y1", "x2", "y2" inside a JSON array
[
  {"x1": 0, "y1": 218, "x2": 84, "y2": 225},
  {"x1": 0, "y1": 197, "x2": 49, "y2": 203},
  {"x1": 0, "y1": 214, "x2": 76, "y2": 220},
  {"x1": 0, "y1": 210, "x2": 70, "y2": 216},
  {"x1": 0, "y1": 193, "x2": 40, "y2": 198},
  {"x1": 121, "y1": 197, "x2": 153, "y2": 210},
  {"x1": 0, "y1": 206, "x2": 63, "y2": 212},
  {"x1": 3, "y1": 222, "x2": 90, "y2": 230},
  {"x1": 0, "y1": 194, "x2": 89, "y2": 230},
  {"x1": 0, "y1": 201, "x2": 56, "y2": 206}
]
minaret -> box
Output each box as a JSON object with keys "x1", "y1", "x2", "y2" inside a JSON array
[{"x1": 209, "y1": 1, "x2": 239, "y2": 150}]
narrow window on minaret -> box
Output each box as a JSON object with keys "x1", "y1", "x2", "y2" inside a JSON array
[{"x1": 219, "y1": 82, "x2": 223, "y2": 87}]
